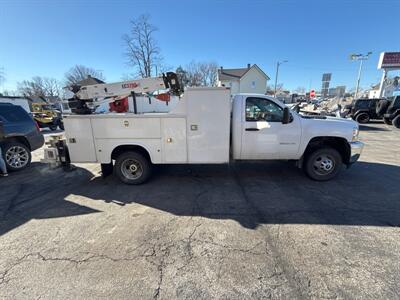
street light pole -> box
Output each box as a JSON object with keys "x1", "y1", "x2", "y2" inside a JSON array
[
  {"x1": 274, "y1": 60, "x2": 288, "y2": 97},
  {"x1": 355, "y1": 59, "x2": 364, "y2": 99},
  {"x1": 350, "y1": 52, "x2": 372, "y2": 99}
]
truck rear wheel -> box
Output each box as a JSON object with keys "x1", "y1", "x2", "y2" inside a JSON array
[
  {"x1": 392, "y1": 115, "x2": 400, "y2": 129},
  {"x1": 304, "y1": 148, "x2": 342, "y2": 181},
  {"x1": 114, "y1": 151, "x2": 152, "y2": 184},
  {"x1": 355, "y1": 113, "x2": 370, "y2": 124}
]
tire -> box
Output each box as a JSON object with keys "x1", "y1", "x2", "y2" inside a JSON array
[
  {"x1": 2, "y1": 141, "x2": 32, "y2": 171},
  {"x1": 304, "y1": 148, "x2": 342, "y2": 181},
  {"x1": 376, "y1": 100, "x2": 390, "y2": 116},
  {"x1": 383, "y1": 117, "x2": 392, "y2": 125},
  {"x1": 355, "y1": 113, "x2": 370, "y2": 124},
  {"x1": 114, "y1": 151, "x2": 152, "y2": 184},
  {"x1": 392, "y1": 115, "x2": 400, "y2": 129}
]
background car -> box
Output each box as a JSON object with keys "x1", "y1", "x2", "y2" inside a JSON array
[
  {"x1": 376, "y1": 96, "x2": 400, "y2": 128},
  {"x1": 0, "y1": 103, "x2": 44, "y2": 171},
  {"x1": 345, "y1": 98, "x2": 384, "y2": 123}
]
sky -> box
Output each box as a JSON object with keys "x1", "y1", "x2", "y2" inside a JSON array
[{"x1": 1, "y1": 0, "x2": 399, "y2": 94}]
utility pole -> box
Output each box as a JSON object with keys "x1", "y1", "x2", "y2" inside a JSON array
[
  {"x1": 350, "y1": 52, "x2": 372, "y2": 99},
  {"x1": 274, "y1": 60, "x2": 288, "y2": 97}
]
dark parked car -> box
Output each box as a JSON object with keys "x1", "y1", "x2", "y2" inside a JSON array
[
  {"x1": 376, "y1": 96, "x2": 400, "y2": 128},
  {"x1": 344, "y1": 98, "x2": 384, "y2": 124},
  {"x1": 0, "y1": 103, "x2": 44, "y2": 171}
]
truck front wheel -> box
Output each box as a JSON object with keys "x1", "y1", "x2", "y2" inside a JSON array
[
  {"x1": 304, "y1": 148, "x2": 342, "y2": 181},
  {"x1": 114, "y1": 151, "x2": 152, "y2": 184}
]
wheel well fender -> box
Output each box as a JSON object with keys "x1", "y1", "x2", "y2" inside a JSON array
[
  {"x1": 302, "y1": 136, "x2": 350, "y2": 166},
  {"x1": 3, "y1": 136, "x2": 31, "y2": 151},
  {"x1": 354, "y1": 110, "x2": 370, "y2": 117},
  {"x1": 111, "y1": 144, "x2": 152, "y2": 163}
]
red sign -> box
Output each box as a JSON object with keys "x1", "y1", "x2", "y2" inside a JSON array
[
  {"x1": 378, "y1": 52, "x2": 400, "y2": 69},
  {"x1": 310, "y1": 90, "x2": 316, "y2": 98},
  {"x1": 122, "y1": 82, "x2": 139, "y2": 89}
]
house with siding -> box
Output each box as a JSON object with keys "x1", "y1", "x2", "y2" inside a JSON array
[{"x1": 217, "y1": 64, "x2": 270, "y2": 94}]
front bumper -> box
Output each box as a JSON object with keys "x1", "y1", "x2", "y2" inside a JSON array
[{"x1": 349, "y1": 141, "x2": 364, "y2": 164}]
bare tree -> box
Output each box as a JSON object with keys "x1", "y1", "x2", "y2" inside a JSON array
[
  {"x1": 64, "y1": 65, "x2": 105, "y2": 86},
  {"x1": 0, "y1": 90, "x2": 18, "y2": 96},
  {"x1": 294, "y1": 86, "x2": 306, "y2": 94},
  {"x1": 123, "y1": 14, "x2": 162, "y2": 78},
  {"x1": 199, "y1": 61, "x2": 218, "y2": 86},
  {"x1": 185, "y1": 61, "x2": 203, "y2": 86},
  {"x1": 183, "y1": 61, "x2": 218, "y2": 87},
  {"x1": 266, "y1": 83, "x2": 291, "y2": 96},
  {"x1": 18, "y1": 76, "x2": 61, "y2": 97}
]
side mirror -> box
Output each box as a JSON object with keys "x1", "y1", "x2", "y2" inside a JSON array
[{"x1": 282, "y1": 107, "x2": 291, "y2": 124}]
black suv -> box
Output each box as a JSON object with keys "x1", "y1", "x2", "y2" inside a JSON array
[
  {"x1": 376, "y1": 96, "x2": 400, "y2": 128},
  {"x1": 344, "y1": 98, "x2": 384, "y2": 124},
  {"x1": 0, "y1": 103, "x2": 44, "y2": 171}
]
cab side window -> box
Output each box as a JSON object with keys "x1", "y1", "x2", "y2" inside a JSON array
[
  {"x1": 357, "y1": 101, "x2": 370, "y2": 109},
  {"x1": 246, "y1": 97, "x2": 283, "y2": 122}
]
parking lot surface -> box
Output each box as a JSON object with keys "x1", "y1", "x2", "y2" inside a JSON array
[{"x1": 0, "y1": 123, "x2": 399, "y2": 299}]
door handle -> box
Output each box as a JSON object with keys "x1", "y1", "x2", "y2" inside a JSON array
[{"x1": 245, "y1": 128, "x2": 260, "y2": 131}]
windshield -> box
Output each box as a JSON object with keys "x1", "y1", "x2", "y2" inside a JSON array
[{"x1": 41, "y1": 105, "x2": 53, "y2": 110}]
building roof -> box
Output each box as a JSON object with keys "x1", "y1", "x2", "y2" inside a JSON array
[
  {"x1": 218, "y1": 64, "x2": 270, "y2": 81},
  {"x1": 370, "y1": 83, "x2": 380, "y2": 90},
  {"x1": 64, "y1": 76, "x2": 106, "y2": 93},
  {"x1": 76, "y1": 76, "x2": 105, "y2": 86},
  {"x1": 28, "y1": 97, "x2": 47, "y2": 103},
  {"x1": 218, "y1": 68, "x2": 249, "y2": 80}
]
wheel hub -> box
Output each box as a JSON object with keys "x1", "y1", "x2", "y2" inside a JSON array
[
  {"x1": 5, "y1": 146, "x2": 29, "y2": 168},
  {"x1": 313, "y1": 155, "x2": 335, "y2": 175},
  {"x1": 129, "y1": 164, "x2": 138, "y2": 172},
  {"x1": 121, "y1": 159, "x2": 143, "y2": 180},
  {"x1": 320, "y1": 159, "x2": 333, "y2": 171}
]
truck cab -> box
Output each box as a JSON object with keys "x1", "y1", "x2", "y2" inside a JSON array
[{"x1": 231, "y1": 94, "x2": 362, "y2": 175}]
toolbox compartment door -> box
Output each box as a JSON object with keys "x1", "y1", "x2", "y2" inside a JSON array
[
  {"x1": 64, "y1": 117, "x2": 97, "y2": 162},
  {"x1": 161, "y1": 118, "x2": 187, "y2": 163}
]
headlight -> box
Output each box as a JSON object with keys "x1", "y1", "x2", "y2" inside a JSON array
[{"x1": 352, "y1": 127, "x2": 359, "y2": 141}]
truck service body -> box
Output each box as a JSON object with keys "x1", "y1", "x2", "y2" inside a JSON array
[{"x1": 62, "y1": 87, "x2": 364, "y2": 183}]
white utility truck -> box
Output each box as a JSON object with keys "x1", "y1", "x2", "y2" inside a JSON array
[{"x1": 59, "y1": 74, "x2": 364, "y2": 184}]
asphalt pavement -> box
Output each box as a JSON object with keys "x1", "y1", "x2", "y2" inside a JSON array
[{"x1": 0, "y1": 122, "x2": 399, "y2": 299}]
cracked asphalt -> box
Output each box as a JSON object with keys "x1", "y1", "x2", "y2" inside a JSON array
[{"x1": 0, "y1": 123, "x2": 399, "y2": 299}]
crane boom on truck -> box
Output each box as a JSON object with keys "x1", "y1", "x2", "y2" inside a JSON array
[{"x1": 66, "y1": 72, "x2": 181, "y2": 114}]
